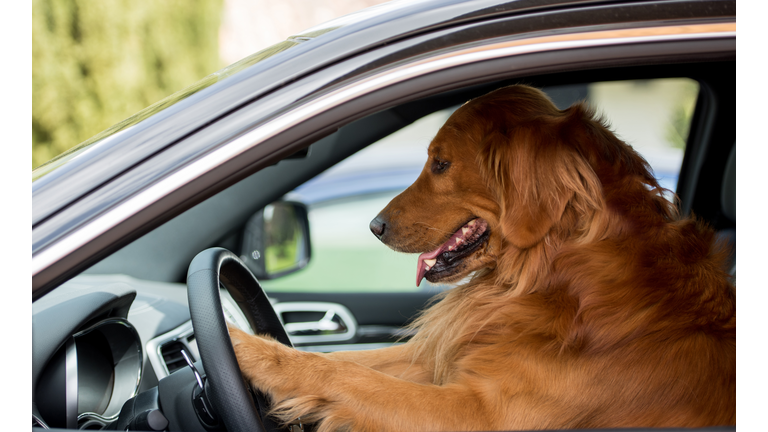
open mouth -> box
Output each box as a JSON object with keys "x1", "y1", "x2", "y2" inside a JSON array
[{"x1": 416, "y1": 218, "x2": 490, "y2": 286}]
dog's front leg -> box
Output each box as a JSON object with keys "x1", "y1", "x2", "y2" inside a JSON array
[
  {"x1": 319, "y1": 343, "x2": 433, "y2": 384},
  {"x1": 230, "y1": 327, "x2": 495, "y2": 432}
]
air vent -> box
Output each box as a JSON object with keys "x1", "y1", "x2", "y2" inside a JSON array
[{"x1": 160, "y1": 341, "x2": 189, "y2": 374}]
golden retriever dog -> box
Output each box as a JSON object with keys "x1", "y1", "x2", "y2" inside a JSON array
[{"x1": 230, "y1": 85, "x2": 736, "y2": 431}]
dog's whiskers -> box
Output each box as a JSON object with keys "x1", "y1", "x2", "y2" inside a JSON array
[
  {"x1": 414, "y1": 222, "x2": 454, "y2": 235},
  {"x1": 412, "y1": 222, "x2": 456, "y2": 249}
]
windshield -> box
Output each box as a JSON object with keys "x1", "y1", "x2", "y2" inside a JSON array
[{"x1": 32, "y1": 28, "x2": 337, "y2": 182}]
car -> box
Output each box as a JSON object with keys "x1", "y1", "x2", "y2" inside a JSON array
[{"x1": 31, "y1": 0, "x2": 736, "y2": 431}]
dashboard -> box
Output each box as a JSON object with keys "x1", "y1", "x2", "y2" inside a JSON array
[
  {"x1": 32, "y1": 275, "x2": 200, "y2": 430},
  {"x1": 32, "y1": 270, "x2": 398, "y2": 430}
]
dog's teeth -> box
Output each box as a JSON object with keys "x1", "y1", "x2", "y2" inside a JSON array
[
  {"x1": 462, "y1": 227, "x2": 470, "y2": 235},
  {"x1": 455, "y1": 238, "x2": 463, "y2": 245},
  {"x1": 424, "y1": 259, "x2": 436, "y2": 268},
  {"x1": 468, "y1": 219, "x2": 476, "y2": 226}
]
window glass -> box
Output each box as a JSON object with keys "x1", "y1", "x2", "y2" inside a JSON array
[
  {"x1": 261, "y1": 110, "x2": 452, "y2": 293},
  {"x1": 587, "y1": 78, "x2": 699, "y2": 198},
  {"x1": 261, "y1": 78, "x2": 699, "y2": 293}
]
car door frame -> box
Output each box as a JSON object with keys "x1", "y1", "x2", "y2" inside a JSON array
[{"x1": 32, "y1": 12, "x2": 736, "y2": 299}]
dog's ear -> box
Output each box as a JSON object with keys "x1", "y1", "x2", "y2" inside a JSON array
[{"x1": 479, "y1": 121, "x2": 600, "y2": 249}]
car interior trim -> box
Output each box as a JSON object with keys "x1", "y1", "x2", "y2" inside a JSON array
[
  {"x1": 274, "y1": 301, "x2": 359, "y2": 345},
  {"x1": 64, "y1": 337, "x2": 77, "y2": 429},
  {"x1": 31, "y1": 22, "x2": 736, "y2": 288},
  {"x1": 32, "y1": 414, "x2": 49, "y2": 430}
]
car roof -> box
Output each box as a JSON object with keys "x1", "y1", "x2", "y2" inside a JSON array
[{"x1": 31, "y1": 0, "x2": 621, "y2": 226}]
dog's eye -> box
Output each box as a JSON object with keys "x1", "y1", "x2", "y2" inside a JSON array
[{"x1": 431, "y1": 159, "x2": 451, "y2": 174}]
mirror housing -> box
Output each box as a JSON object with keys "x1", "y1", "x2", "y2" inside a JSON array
[{"x1": 239, "y1": 201, "x2": 311, "y2": 280}]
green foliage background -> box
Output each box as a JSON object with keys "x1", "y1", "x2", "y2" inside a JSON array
[{"x1": 32, "y1": 0, "x2": 223, "y2": 169}]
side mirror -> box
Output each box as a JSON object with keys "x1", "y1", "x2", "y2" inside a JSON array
[{"x1": 240, "y1": 201, "x2": 311, "y2": 280}]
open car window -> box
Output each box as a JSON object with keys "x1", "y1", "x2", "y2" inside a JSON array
[
  {"x1": 261, "y1": 109, "x2": 454, "y2": 293},
  {"x1": 260, "y1": 78, "x2": 699, "y2": 294},
  {"x1": 589, "y1": 78, "x2": 699, "y2": 198}
]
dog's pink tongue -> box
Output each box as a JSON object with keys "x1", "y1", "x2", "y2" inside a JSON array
[
  {"x1": 416, "y1": 220, "x2": 479, "y2": 286},
  {"x1": 416, "y1": 247, "x2": 444, "y2": 287}
]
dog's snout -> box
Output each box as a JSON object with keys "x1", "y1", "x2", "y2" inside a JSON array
[{"x1": 370, "y1": 215, "x2": 387, "y2": 239}]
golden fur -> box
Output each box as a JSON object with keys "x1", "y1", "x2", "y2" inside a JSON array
[{"x1": 230, "y1": 85, "x2": 735, "y2": 431}]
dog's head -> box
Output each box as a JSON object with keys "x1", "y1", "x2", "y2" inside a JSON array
[{"x1": 371, "y1": 85, "x2": 663, "y2": 287}]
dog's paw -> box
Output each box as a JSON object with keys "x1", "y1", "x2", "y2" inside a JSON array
[
  {"x1": 227, "y1": 324, "x2": 249, "y2": 347},
  {"x1": 228, "y1": 326, "x2": 285, "y2": 384}
]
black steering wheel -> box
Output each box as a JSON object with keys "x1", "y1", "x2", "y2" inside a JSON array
[{"x1": 186, "y1": 248, "x2": 293, "y2": 432}]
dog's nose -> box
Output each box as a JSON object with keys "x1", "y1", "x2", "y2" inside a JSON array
[{"x1": 370, "y1": 215, "x2": 386, "y2": 239}]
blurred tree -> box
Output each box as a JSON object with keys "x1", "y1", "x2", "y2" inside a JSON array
[{"x1": 32, "y1": 0, "x2": 223, "y2": 169}]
